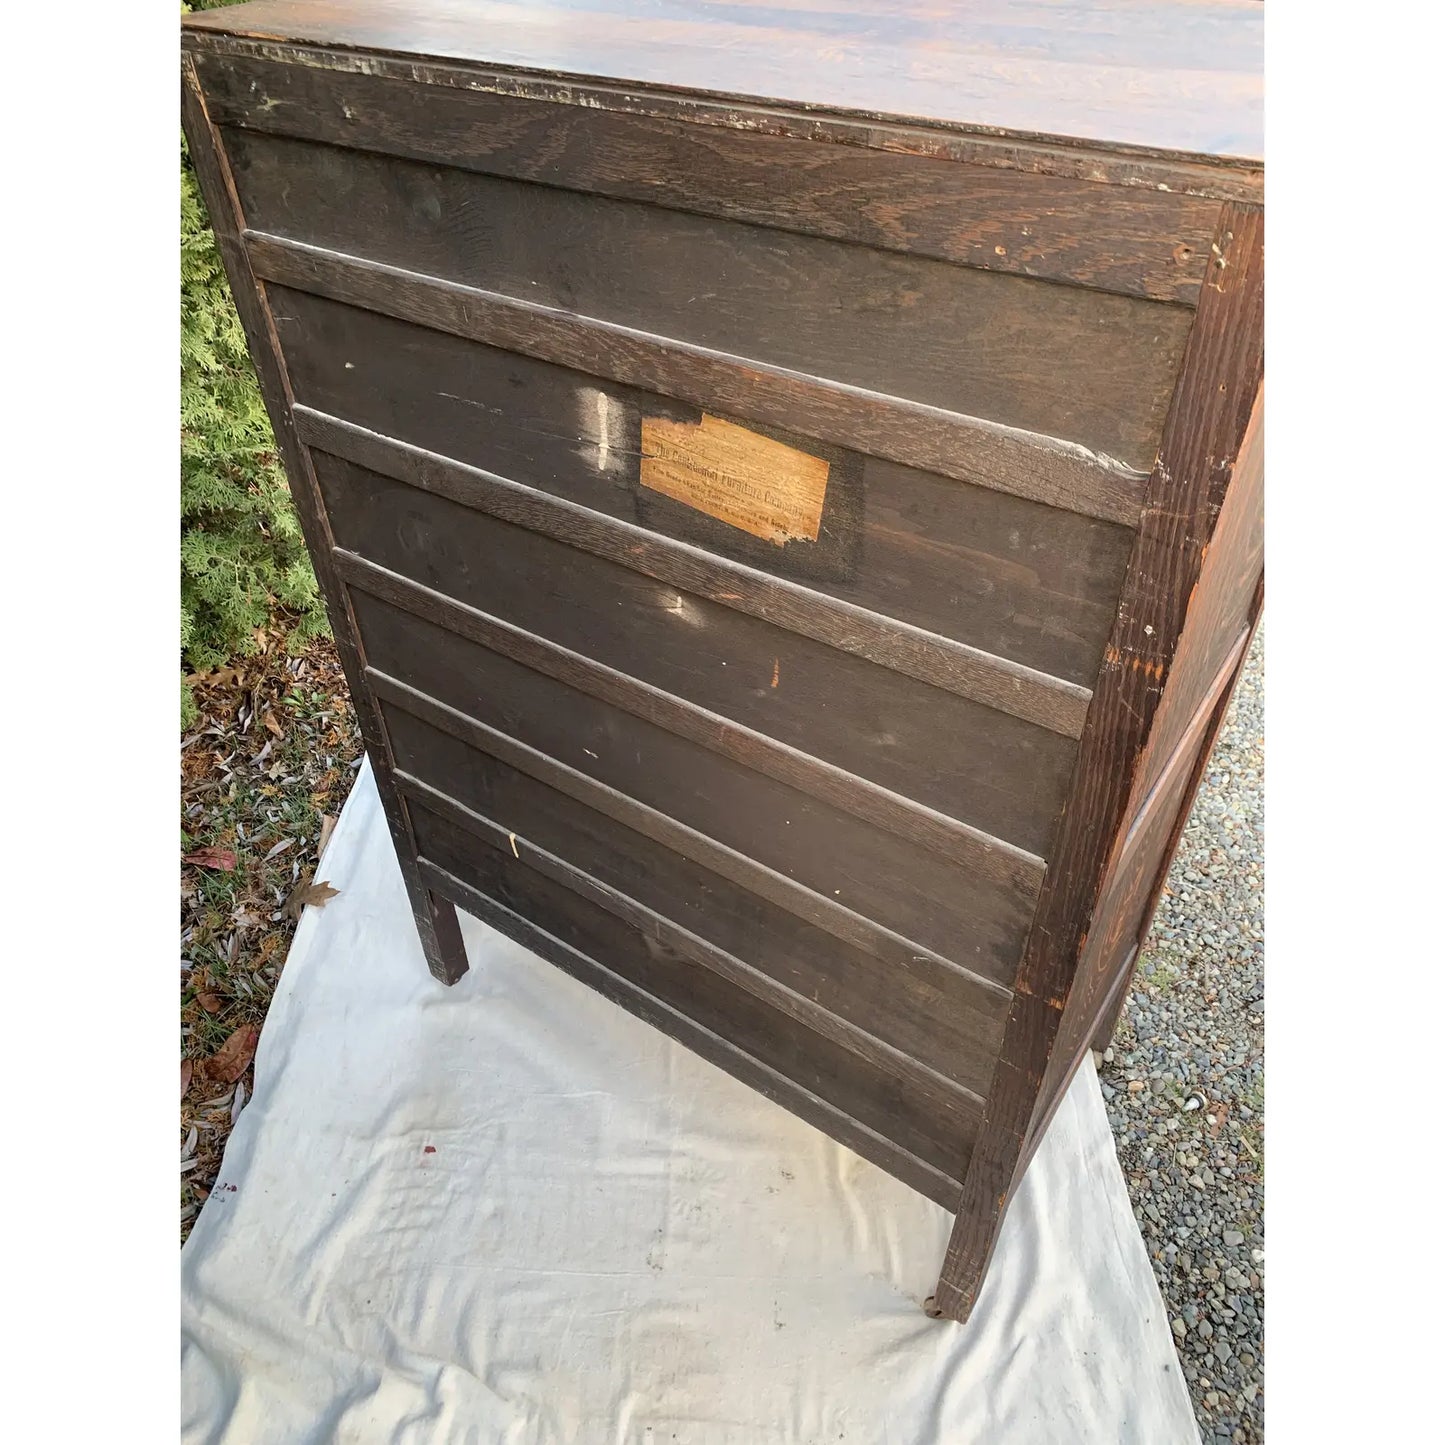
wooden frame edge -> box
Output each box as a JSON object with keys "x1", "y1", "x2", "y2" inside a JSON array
[
  {"x1": 930, "y1": 201, "x2": 1264, "y2": 1324},
  {"x1": 182, "y1": 54, "x2": 469, "y2": 986}
]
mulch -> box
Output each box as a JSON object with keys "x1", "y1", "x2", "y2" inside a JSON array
[{"x1": 180, "y1": 627, "x2": 361, "y2": 1241}]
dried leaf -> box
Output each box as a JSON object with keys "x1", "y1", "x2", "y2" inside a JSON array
[
  {"x1": 205, "y1": 1024, "x2": 259, "y2": 1084},
  {"x1": 184, "y1": 847, "x2": 237, "y2": 872},
  {"x1": 317, "y1": 814, "x2": 338, "y2": 862},
  {"x1": 286, "y1": 879, "x2": 340, "y2": 919},
  {"x1": 263, "y1": 711, "x2": 284, "y2": 737},
  {"x1": 190, "y1": 665, "x2": 242, "y2": 690},
  {"x1": 181, "y1": 1057, "x2": 193, "y2": 1100},
  {"x1": 196, "y1": 992, "x2": 222, "y2": 1014},
  {"x1": 264, "y1": 837, "x2": 295, "y2": 861},
  {"x1": 231, "y1": 1079, "x2": 249, "y2": 1126}
]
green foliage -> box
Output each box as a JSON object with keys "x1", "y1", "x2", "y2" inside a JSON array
[{"x1": 181, "y1": 1, "x2": 326, "y2": 696}]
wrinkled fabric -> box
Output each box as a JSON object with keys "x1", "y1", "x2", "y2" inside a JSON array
[{"x1": 182, "y1": 761, "x2": 1195, "y2": 1444}]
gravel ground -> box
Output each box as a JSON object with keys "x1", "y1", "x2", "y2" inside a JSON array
[{"x1": 1100, "y1": 631, "x2": 1264, "y2": 1443}]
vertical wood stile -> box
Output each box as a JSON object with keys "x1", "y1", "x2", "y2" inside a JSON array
[
  {"x1": 181, "y1": 54, "x2": 469, "y2": 984},
  {"x1": 933, "y1": 203, "x2": 1264, "y2": 1323}
]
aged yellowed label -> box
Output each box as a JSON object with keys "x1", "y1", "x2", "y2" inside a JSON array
[{"x1": 640, "y1": 414, "x2": 830, "y2": 545}]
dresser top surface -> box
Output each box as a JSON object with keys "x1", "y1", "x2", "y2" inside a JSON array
[{"x1": 182, "y1": 0, "x2": 1263, "y2": 167}]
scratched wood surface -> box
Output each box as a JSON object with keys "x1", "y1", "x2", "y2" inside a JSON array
[
  {"x1": 934, "y1": 204, "x2": 1263, "y2": 1323},
  {"x1": 181, "y1": 4, "x2": 1263, "y2": 1328},
  {"x1": 229, "y1": 127, "x2": 1193, "y2": 468},
  {"x1": 282, "y1": 293, "x2": 1134, "y2": 691},
  {"x1": 200, "y1": 55, "x2": 1227, "y2": 302},
  {"x1": 184, "y1": 0, "x2": 1263, "y2": 162}
]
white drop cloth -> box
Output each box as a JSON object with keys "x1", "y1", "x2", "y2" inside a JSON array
[{"x1": 181, "y1": 760, "x2": 1196, "y2": 1444}]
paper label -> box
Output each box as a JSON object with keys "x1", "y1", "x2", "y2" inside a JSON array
[{"x1": 640, "y1": 414, "x2": 829, "y2": 545}]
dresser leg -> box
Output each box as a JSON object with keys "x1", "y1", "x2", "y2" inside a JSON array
[
  {"x1": 929, "y1": 1251, "x2": 987, "y2": 1324},
  {"x1": 413, "y1": 887, "x2": 469, "y2": 986}
]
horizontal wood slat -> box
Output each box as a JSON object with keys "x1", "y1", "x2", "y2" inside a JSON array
[
  {"x1": 401, "y1": 771, "x2": 990, "y2": 1108},
  {"x1": 418, "y1": 857, "x2": 967, "y2": 1210},
  {"x1": 185, "y1": 32, "x2": 1264, "y2": 203},
  {"x1": 199, "y1": 51, "x2": 1226, "y2": 301},
  {"x1": 352, "y1": 593, "x2": 1036, "y2": 981},
  {"x1": 370, "y1": 667, "x2": 1013, "y2": 1007},
  {"x1": 412, "y1": 815, "x2": 979, "y2": 1175},
  {"x1": 318, "y1": 454, "x2": 1078, "y2": 846},
  {"x1": 388, "y1": 708, "x2": 1007, "y2": 1094},
  {"x1": 299, "y1": 409, "x2": 1091, "y2": 736},
  {"x1": 230, "y1": 126, "x2": 1192, "y2": 467},
  {"x1": 338, "y1": 549, "x2": 1048, "y2": 887},
  {"x1": 248, "y1": 230, "x2": 1148, "y2": 524},
  {"x1": 276, "y1": 297, "x2": 1132, "y2": 689}
]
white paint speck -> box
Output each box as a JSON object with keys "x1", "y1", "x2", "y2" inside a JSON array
[{"x1": 579, "y1": 386, "x2": 625, "y2": 475}]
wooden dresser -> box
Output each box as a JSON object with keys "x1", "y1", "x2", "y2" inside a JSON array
[{"x1": 181, "y1": 0, "x2": 1263, "y2": 1323}]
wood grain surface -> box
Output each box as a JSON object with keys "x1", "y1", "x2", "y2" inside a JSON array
[
  {"x1": 204, "y1": 58, "x2": 1225, "y2": 302},
  {"x1": 184, "y1": 17, "x2": 1264, "y2": 1307},
  {"x1": 350, "y1": 591, "x2": 1041, "y2": 983},
  {"x1": 315, "y1": 453, "x2": 1081, "y2": 850},
  {"x1": 230, "y1": 128, "x2": 1192, "y2": 469},
  {"x1": 934, "y1": 202, "x2": 1264, "y2": 1322},
  {"x1": 255, "y1": 246, "x2": 1151, "y2": 522},
  {"x1": 182, "y1": 0, "x2": 1263, "y2": 162}
]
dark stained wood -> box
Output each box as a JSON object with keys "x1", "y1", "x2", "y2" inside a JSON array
[
  {"x1": 202, "y1": 58, "x2": 1223, "y2": 303},
  {"x1": 395, "y1": 760, "x2": 1001, "y2": 1100},
  {"x1": 338, "y1": 550, "x2": 1056, "y2": 876},
  {"x1": 934, "y1": 203, "x2": 1263, "y2": 1322},
  {"x1": 1136, "y1": 391, "x2": 1265, "y2": 804},
  {"x1": 350, "y1": 604, "x2": 1038, "y2": 984},
  {"x1": 182, "y1": 0, "x2": 1264, "y2": 163},
  {"x1": 283, "y1": 323, "x2": 1133, "y2": 691},
  {"x1": 1090, "y1": 575, "x2": 1264, "y2": 1057},
  {"x1": 251, "y1": 239, "x2": 1151, "y2": 523},
  {"x1": 300, "y1": 409, "x2": 1098, "y2": 731},
  {"x1": 228, "y1": 127, "x2": 1193, "y2": 460},
  {"x1": 410, "y1": 806, "x2": 982, "y2": 1178},
  {"x1": 1032, "y1": 630, "x2": 1249, "y2": 1128},
  {"x1": 1076, "y1": 398, "x2": 1264, "y2": 1055},
  {"x1": 181, "y1": 54, "x2": 469, "y2": 987},
  {"x1": 369, "y1": 669, "x2": 1014, "y2": 1008},
  {"x1": 275, "y1": 307, "x2": 1127, "y2": 696},
  {"x1": 190, "y1": 36, "x2": 1262, "y2": 205},
  {"x1": 419, "y1": 856, "x2": 966, "y2": 1209},
  {"x1": 183, "y1": 12, "x2": 1263, "y2": 1327},
  {"x1": 314, "y1": 452, "x2": 1081, "y2": 846}
]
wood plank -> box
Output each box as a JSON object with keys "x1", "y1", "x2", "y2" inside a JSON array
[
  {"x1": 933, "y1": 202, "x2": 1264, "y2": 1323},
  {"x1": 180, "y1": 52, "x2": 469, "y2": 985},
  {"x1": 181, "y1": 0, "x2": 1264, "y2": 164},
  {"x1": 189, "y1": 38, "x2": 1262, "y2": 204},
  {"x1": 1030, "y1": 631, "x2": 1248, "y2": 1130},
  {"x1": 278, "y1": 301, "x2": 1133, "y2": 689},
  {"x1": 349, "y1": 594, "x2": 1037, "y2": 982},
  {"x1": 398, "y1": 767, "x2": 999, "y2": 1101},
  {"x1": 228, "y1": 126, "x2": 1193, "y2": 462},
  {"x1": 249, "y1": 234, "x2": 1149, "y2": 523},
  {"x1": 410, "y1": 812, "x2": 981, "y2": 1178},
  {"x1": 301, "y1": 410, "x2": 1094, "y2": 733},
  {"x1": 419, "y1": 857, "x2": 965, "y2": 1209},
  {"x1": 206, "y1": 64, "x2": 1225, "y2": 303},
  {"x1": 315, "y1": 454, "x2": 1080, "y2": 847},
  {"x1": 370, "y1": 669, "x2": 1014, "y2": 1008},
  {"x1": 338, "y1": 550, "x2": 1055, "y2": 877},
  {"x1": 1135, "y1": 389, "x2": 1264, "y2": 804}
]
